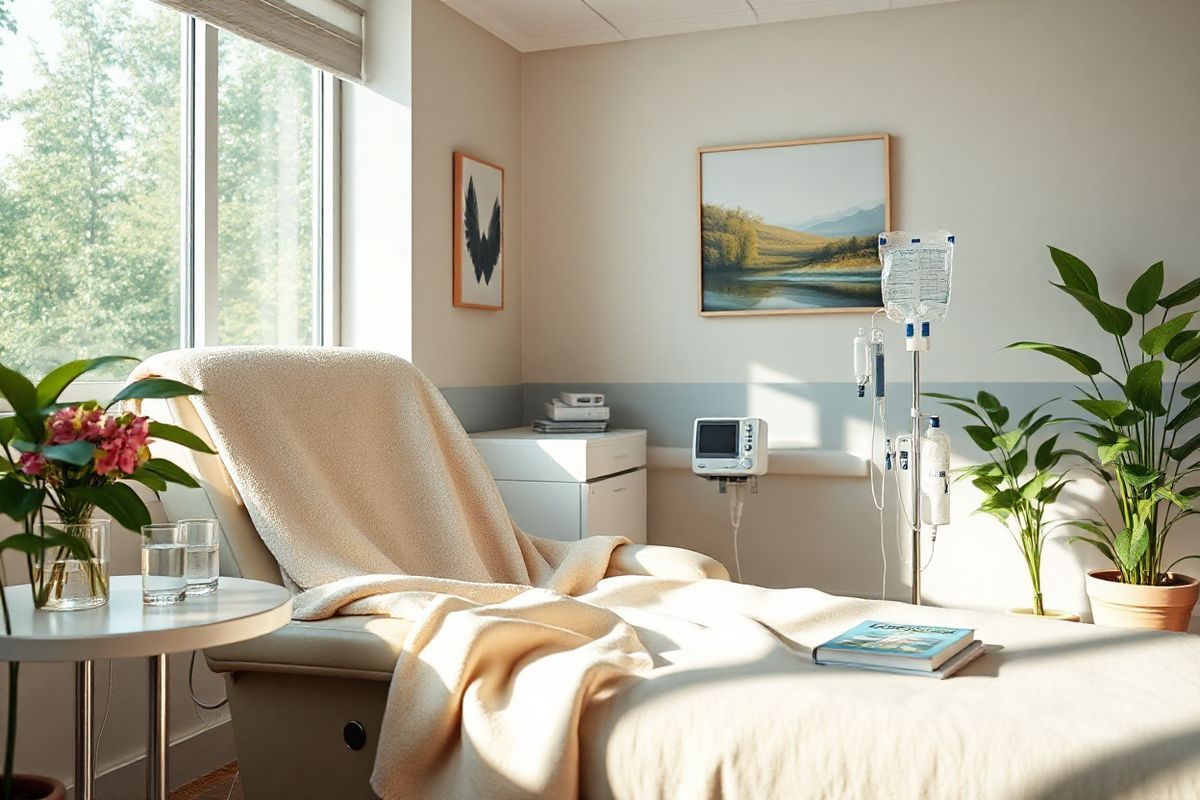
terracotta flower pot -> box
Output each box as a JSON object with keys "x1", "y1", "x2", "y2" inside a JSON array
[
  {"x1": 1008, "y1": 608, "x2": 1081, "y2": 622},
  {"x1": 1085, "y1": 569, "x2": 1200, "y2": 632},
  {"x1": 0, "y1": 775, "x2": 67, "y2": 800}
]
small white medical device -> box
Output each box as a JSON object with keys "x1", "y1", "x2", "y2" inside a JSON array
[
  {"x1": 692, "y1": 417, "x2": 768, "y2": 477},
  {"x1": 559, "y1": 392, "x2": 605, "y2": 407},
  {"x1": 691, "y1": 417, "x2": 768, "y2": 584},
  {"x1": 855, "y1": 231, "x2": 956, "y2": 606}
]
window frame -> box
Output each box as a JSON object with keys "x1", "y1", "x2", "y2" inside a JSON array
[{"x1": 1, "y1": 11, "x2": 340, "y2": 409}]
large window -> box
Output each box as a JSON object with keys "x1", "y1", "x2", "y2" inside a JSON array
[{"x1": 0, "y1": 0, "x2": 336, "y2": 383}]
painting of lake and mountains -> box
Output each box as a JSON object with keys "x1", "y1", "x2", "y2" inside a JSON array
[{"x1": 699, "y1": 135, "x2": 890, "y2": 315}]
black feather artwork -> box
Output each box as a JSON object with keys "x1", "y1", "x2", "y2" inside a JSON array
[{"x1": 463, "y1": 176, "x2": 501, "y2": 284}]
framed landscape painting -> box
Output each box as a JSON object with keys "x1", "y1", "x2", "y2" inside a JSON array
[
  {"x1": 698, "y1": 134, "x2": 890, "y2": 316},
  {"x1": 453, "y1": 151, "x2": 504, "y2": 310}
]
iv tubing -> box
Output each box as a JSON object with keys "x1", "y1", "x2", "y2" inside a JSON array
[{"x1": 729, "y1": 481, "x2": 746, "y2": 583}]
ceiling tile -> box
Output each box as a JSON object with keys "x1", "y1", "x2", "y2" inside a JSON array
[
  {"x1": 464, "y1": 0, "x2": 612, "y2": 39},
  {"x1": 751, "y1": 0, "x2": 890, "y2": 23},
  {"x1": 589, "y1": 0, "x2": 757, "y2": 39}
]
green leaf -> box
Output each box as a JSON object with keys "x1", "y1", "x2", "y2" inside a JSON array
[
  {"x1": 993, "y1": 430, "x2": 1023, "y2": 453},
  {"x1": 1018, "y1": 399, "x2": 1059, "y2": 429},
  {"x1": 1070, "y1": 535, "x2": 1116, "y2": 563},
  {"x1": 1168, "y1": 432, "x2": 1200, "y2": 463},
  {"x1": 964, "y1": 425, "x2": 999, "y2": 452},
  {"x1": 1139, "y1": 313, "x2": 1194, "y2": 356},
  {"x1": 35, "y1": 356, "x2": 138, "y2": 407},
  {"x1": 1035, "y1": 435, "x2": 1060, "y2": 470},
  {"x1": 1165, "y1": 331, "x2": 1200, "y2": 364},
  {"x1": 1126, "y1": 261, "x2": 1164, "y2": 314},
  {"x1": 1184, "y1": 383, "x2": 1200, "y2": 400},
  {"x1": 972, "y1": 475, "x2": 1003, "y2": 493},
  {"x1": 934, "y1": 401, "x2": 987, "y2": 423},
  {"x1": 1112, "y1": 408, "x2": 1146, "y2": 427},
  {"x1": 66, "y1": 484, "x2": 151, "y2": 533},
  {"x1": 1124, "y1": 360, "x2": 1165, "y2": 415},
  {"x1": 138, "y1": 458, "x2": 200, "y2": 489},
  {"x1": 923, "y1": 392, "x2": 974, "y2": 405},
  {"x1": 1117, "y1": 464, "x2": 1161, "y2": 491},
  {"x1": 0, "y1": 363, "x2": 38, "y2": 413},
  {"x1": 1098, "y1": 437, "x2": 1138, "y2": 465},
  {"x1": 1022, "y1": 414, "x2": 1054, "y2": 440},
  {"x1": 40, "y1": 440, "x2": 97, "y2": 467},
  {"x1": 1160, "y1": 276, "x2": 1200, "y2": 309},
  {"x1": 1039, "y1": 480, "x2": 1069, "y2": 505},
  {"x1": 1114, "y1": 529, "x2": 1134, "y2": 571},
  {"x1": 146, "y1": 421, "x2": 216, "y2": 455},
  {"x1": 0, "y1": 416, "x2": 17, "y2": 445},
  {"x1": 1049, "y1": 246, "x2": 1099, "y2": 296},
  {"x1": 109, "y1": 378, "x2": 201, "y2": 407},
  {"x1": 1004, "y1": 342, "x2": 1102, "y2": 376},
  {"x1": 976, "y1": 391, "x2": 1001, "y2": 412},
  {"x1": 1053, "y1": 283, "x2": 1134, "y2": 336},
  {"x1": 1167, "y1": 397, "x2": 1200, "y2": 431},
  {"x1": 1009, "y1": 449, "x2": 1029, "y2": 476},
  {"x1": 1072, "y1": 398, "x2": 1128, "y2": 421},
  {"x1": 1153, "y1": 486, "x2": 1191, "y2": 511},
  {"x1": 125, "y1": 469, "x2": 167, "y2": 493},
  {"x1": 0, "y1": 477, "x2": 43, "y2": 522},
  {"x1": 1021, "y1": 470, "x2": 1050, "y2": 501}
]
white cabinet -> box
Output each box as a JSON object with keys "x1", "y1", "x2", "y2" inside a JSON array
[{"x1": 470, "y1": 428, "x2": 647, "y2": 544}]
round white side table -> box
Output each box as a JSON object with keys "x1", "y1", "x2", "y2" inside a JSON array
[{"x1": 0, "y1": 576, "x2": 291, "y2": 800}]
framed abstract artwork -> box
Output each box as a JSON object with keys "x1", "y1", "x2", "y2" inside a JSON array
[
  {"x1": 698, "y1": 133, "x2": 891, "y2": 316},
  {"x1": 453, "y1": 151, "x2": 504, "y2": 310}
]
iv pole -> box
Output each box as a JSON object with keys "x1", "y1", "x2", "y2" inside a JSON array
[{"x1": 910, "y1": 348, "x2": 921, "y2": 605}]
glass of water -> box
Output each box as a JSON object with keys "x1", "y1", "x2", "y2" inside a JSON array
[
  {"x1": 141, "y1": 523, "x2": 187, "y2": 605},
  {"x1": 181, "y1": 518, "x2": 219, "y2": 595}
]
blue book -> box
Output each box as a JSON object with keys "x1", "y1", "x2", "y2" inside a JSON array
[{"x1": 813, "y1": 620, "x2": 975, "y2": 672}]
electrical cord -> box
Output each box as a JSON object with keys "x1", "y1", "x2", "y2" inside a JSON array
[
  {"x1": 189, "y1": 650, "x2": 229, "y2": 710},
  {"x1": 728, "y1": 481, "x2": 746, "y2": 583},
  {"x1": 94, "y1": 660, "x2": 114, "y2": 755}
]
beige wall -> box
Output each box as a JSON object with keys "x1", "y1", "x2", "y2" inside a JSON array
[
  {"x1": 519, "y1": 0, "x2": 1200, "y2": 613},
  {"x1": 521, "y1": 0, "x2": 1200, "y2": 385},
  {"x1": 411, "y1": 0, "x2": 523, "y2": 388}
]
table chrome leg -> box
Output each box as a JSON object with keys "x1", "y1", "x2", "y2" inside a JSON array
[
  {"x1": 147, "y1": 654, "x2": 168, "y2": 799},
  {"x1": 74, "y1": 661, "x2": 94, "y2": 800}
]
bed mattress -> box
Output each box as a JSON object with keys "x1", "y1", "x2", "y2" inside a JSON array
[{"x1": 577, "y1": 579, "x2": 1200, "y2": 800}]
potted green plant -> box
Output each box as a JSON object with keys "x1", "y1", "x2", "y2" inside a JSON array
[
  {"x1": 0, "y1": 356, "x2": 213, "y2": 799},
  {"x1": 1007, "y1": 247, "x2": 1200, "y2": 631},
  {"x1": 928, "y1": 391, "x2": 1078, "y2": 619}
]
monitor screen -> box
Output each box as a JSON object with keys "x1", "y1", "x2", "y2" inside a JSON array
[{"x1": 696, "y1": 422, "x2": 738, "y2": 458}]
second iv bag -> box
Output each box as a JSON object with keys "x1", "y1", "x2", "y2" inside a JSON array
[{"x1": 878, "y1": 230, "x2": 954, "y2": 324}]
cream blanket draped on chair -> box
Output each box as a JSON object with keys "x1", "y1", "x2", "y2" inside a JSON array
[{"x1": 134, "y1": 347, "x2": 654, "y2": 799}]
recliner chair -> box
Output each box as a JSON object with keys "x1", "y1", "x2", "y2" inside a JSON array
[{"x1": 144, "y1": 393, "x2": 727, "y2": 799}]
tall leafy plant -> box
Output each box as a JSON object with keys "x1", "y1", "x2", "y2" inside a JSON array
[
  {"x1": 928, "y1": 392, "x2": 1070, "y2": 614},
  {"x1": 1007, "y1": 247, "x2": 1200, "y2": 586}
]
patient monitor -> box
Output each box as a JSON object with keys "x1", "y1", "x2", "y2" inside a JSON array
[
  {"x1": 691, "y1": 417, "x2": 767, "y2": 584},
  {"x1": 692, "y1": 417, "x2": 767, "y2": 477}
]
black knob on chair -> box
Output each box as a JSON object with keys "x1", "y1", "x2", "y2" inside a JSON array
[{"x1": 343, "y1": 720, "x2": 368, "y2": 751}]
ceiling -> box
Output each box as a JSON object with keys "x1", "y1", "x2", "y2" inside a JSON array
[{"x1": 438, "y1": 0, "x2": 965, "y2": 52}]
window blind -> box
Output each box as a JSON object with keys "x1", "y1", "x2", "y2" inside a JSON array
[{"x1": 155, "y1": 0, "x2": 364, "y2": 81}]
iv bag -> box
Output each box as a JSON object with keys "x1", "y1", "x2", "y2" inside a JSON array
[{"x1": 878, "y1": 230, "x2": 954, "y2": 324}]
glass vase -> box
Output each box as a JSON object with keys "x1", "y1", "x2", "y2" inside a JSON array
[{"x1": 33, "y1": 519, "x2": 111, "y2": 611}]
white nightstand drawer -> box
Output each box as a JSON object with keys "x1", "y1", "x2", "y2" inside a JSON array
[
  {"x1": 472, "y1": 428, "x2": 647, "y2": 482},
  {"x1": 494, "y1": 480, "x2": 581, "y2": 542},
  {"x1": 582, "y1": 468, "x2": 647, "y2": 544}
]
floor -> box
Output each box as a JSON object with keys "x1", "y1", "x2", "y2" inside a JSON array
[{"x1": 168, "y1": 762, "x2": 242, "y2": 800}]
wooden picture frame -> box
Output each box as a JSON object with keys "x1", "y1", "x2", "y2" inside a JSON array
[
  {"x1": 698, "y1": 133, "x2": 891, "y2": 317},
  {"x1": 453, "y1": 151, "x2": 505, "y2": 310}
]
